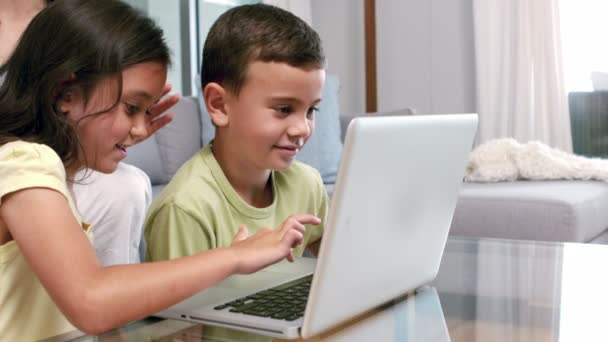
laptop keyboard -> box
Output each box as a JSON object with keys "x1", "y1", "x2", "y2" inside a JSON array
[{"x1": 213, "y1": 275, "x2": 312, "y2": 321}]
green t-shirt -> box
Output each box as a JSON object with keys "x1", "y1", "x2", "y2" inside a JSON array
[{"x1": 144, "y1": 144, "x2": 327, "y2": 261}]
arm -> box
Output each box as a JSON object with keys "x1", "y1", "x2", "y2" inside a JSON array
[
  {"x1": 1, "y1": 187, "x2": 318, "y2": 334},
  {"x1": 144, "y1": 203, "x2": 215, "y2": 261}
]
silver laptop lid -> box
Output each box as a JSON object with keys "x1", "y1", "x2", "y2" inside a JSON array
[{"x1": 301, "y1": 114, "x2": 478, "y2": 338}]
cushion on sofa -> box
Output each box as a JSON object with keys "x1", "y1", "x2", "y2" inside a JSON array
[
  {"x1": 125, "y1": 96, "x2": 202, "y2": 194},
  {"x1": 198, "y1": 74, "x2": 344, "y2": 184},
  {"x1": 122, "y1": 135, "x2": 165, "y2": 184},
  {"x1": 296, "y1": 74, "x2": 343, "y2": 184},
  {"x1": 154, "y1": 96, "x2": 202, "y2": 178},
  {"x1": 451, "y1": 181, "x2": 608, "y2": 242}
]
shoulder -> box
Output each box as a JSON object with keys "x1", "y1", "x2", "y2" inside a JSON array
[
  {"x1": 279, "y1": 161, "x2": 324, "y2": 185},
  {"x1": 115, "y1": 162, "x2": 150, "y2": 182},
  {"x1": 0, "y1": 141, "x2": 69, "y2": 202},
  {"x1": 148, "y1": 152, "x2": 222, "y2": 216},
  {"x1": 274, "y1": 162, "x2": 328, "y2": 228},
  {"x1": 103, "y1": 163, "x2": 152, "y2": 198},
  {"x1": 275, "y1": 161, "x2": 325, "y2": 197},
  {"x1": 76, "y1": 163, "x2": 151, "y2": 189},
  {"x1": 0, "y1": 140, "x2": 62, "y2": 162},
  {"x1": 0, "y1": 141, "x2": 64, "y2": 177}
]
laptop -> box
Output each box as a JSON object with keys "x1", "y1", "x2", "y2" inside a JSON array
[{"x1": 155, "y1": 113, "x2": 478, "y2": 339}]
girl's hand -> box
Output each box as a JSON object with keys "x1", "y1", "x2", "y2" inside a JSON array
[
  {"x1": 229, "y1": 214, "x2": 321, "y2": 274},
  {"x1": 143, "y1": 83, "x2": 180, "y2": 140}
]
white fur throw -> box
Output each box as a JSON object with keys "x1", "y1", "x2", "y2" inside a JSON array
[{"x1": 464, "y1": 138, "x2": 608, "y2": 182}]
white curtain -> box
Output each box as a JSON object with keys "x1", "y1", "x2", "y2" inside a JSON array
[
  {"x1": 262, "y1": 0, "x2": 312, "y2": 26},
  {"x1": 473, "y1": 0, "x2": 572, "y2": 152}
]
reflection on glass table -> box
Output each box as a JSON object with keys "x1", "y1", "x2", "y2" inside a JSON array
[
  {"x1": 47, "y1": 286, "x2": 449, "y2": 342},
  {"x1": 433, "y1": 237, "x2": 608, "y2": 342},
  {"x1": 45, "y1": 237, "x2": 608, "y2": 341},
  {"x1": 306, "y1": 286, "x2": 450, "y2": 342}
]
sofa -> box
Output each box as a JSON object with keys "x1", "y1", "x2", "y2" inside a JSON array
[
  {"x1": 125, "y1": 80, "x2": 608, "y2": 244},
  {"x1": 452, "y1": 181, "x2": 608, "y2": 243}
]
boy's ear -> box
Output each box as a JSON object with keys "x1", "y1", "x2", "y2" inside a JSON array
[{"x1": 204, "y1": 82, "x2": 229, "y2": 127}]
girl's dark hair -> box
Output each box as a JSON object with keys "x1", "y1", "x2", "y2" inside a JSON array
[{"x1": 0, "y1": 0, "x2": 170, "y2": 168}]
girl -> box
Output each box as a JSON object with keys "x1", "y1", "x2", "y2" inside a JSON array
[
  {"x1": 0, "y1": 0, "x2": 319, "y2": 340},
  {"x1": 0, "y1": 0, "x2": 172, "y2": 268}
]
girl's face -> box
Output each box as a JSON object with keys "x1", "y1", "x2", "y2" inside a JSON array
[{"x1": 59, "y1": 62, "x2": 167, "y2": 173}]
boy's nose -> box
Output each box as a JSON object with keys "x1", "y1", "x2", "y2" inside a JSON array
[{"x1": 287, "y1": 116, "x2": 311, "y2": 138}]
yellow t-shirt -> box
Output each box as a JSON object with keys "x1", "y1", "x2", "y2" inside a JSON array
[{"x1": 0, "y1": 141, "x2": 89, "y2": 341}]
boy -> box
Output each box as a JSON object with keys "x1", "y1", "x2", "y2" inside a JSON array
[{"x1": 144, "y1": 4, "x2": 327, "y2": 262}]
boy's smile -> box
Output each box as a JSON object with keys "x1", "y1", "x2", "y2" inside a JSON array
[
  {"x1": 273, "y1": 137, "x2": 304, "y2": 157},
  {"x1": 212, "y1": 61, "x2": 325, "y2": 183}
]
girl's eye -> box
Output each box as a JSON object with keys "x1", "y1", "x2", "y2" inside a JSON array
[
  {"x1": 125, "y1": 103, "x2": 141, "y2": 115},
  {"x1": 306, "y1": 106, "x2": 319, "y2": 119},
  {"x1": 274, "y1": 106, "x2": 292, "y2": 115}
]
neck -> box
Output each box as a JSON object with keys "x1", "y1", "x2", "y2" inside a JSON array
[
  {"x1": 0, "y1": 0, "x2": 46, "y2": 65},
  {"x1": 65, "y1": 160, "x2": 83, "y2": 180},
  {"x1": 211, "y1": 141, "x2": 273, "y2": 208},
  {"x1": 0, "y1": 0, "x2": 46, "y2": 22}
]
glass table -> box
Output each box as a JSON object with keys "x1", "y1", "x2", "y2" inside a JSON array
[{"x1": 47, "y1": 237, "x2": 608, "y2": 341}]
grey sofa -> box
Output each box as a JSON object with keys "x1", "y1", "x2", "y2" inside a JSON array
[
  {"x1": 452, "y1": 181, "x2": 608, "y2": 243},
  {"x1": 125, "y1": 95, "x2": 608, "y2": 244},
  {"x1": 125, "y1": 96, "x2": 201, "y2": 198}
]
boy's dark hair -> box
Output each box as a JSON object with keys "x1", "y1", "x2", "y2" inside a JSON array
[
  {"x1": 0, "y1": 0, "x2": 170, "y2": 169},
  {"x1": 201, "y1": 3, "x2": 325, "y2": 95}
]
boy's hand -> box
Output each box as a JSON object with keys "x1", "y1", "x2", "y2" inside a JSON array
[
  {"x1": 229, "y1": 214, "x2": 321, "y2": 274},
  {"x1": 142, "y1": 83, "x2": 180, "y2": 141}
]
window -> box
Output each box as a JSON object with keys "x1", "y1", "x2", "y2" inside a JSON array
[
  {"x1": 124, "y1": 0, "x2": 260, "y2": 96},
  {"x1": 560, "y1": 0, "x2": 608, "y2": 92}
]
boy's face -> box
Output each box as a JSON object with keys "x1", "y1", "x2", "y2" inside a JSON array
[{"x1": 222, "y1": 61, "x2": 325, "y2": 171}]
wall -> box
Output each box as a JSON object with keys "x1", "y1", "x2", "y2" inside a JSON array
[
  {"x1": 312, "y1": 0, "x2": 476, "y2": 115},
  {"x1": 311, "y1": 0, "x2": 366, "y2": 116}
]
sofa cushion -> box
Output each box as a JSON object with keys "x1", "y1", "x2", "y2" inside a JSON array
[
  {"x1": 155, "y1": 96, "x2": 202, "y2": 179},
  {"x1": 450, "y1": 181, "x2": 608, "y2": 242},
  {"x1": 199, "y1": 74, "x2": 344, "y2": 184},
  {"x1": 123, "y1": 135, "x2": 165, "y2": 184},
  {"x1": 296, "y1": 74, "x2": 343, "y2": 184},
  {"x1": 125, "y1": 96, "x2": 202, "y2": 186}
]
